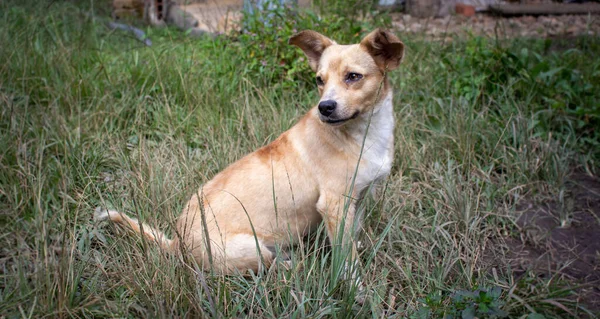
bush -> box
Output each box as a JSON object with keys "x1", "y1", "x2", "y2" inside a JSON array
[
  {"x1": 521, "y1": 45, "x2": 600, "y2": 154},
  {"x1": 439, "y1": 36, "x2": 600, "y2": 158}
]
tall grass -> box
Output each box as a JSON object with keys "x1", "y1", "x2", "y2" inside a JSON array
[{"x1": 1, "y1": 0, "x2": 598, "y2": 317}]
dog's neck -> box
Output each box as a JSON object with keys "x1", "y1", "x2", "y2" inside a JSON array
[
  {"x1": 349, "y1": 90, "x2": 393, "y2": 142},
  {"x1": 301, "y1": 88, "x2": 395, "y2": 161},
  {"x1": 334, "y1": 89, "x2": 395, "y2": 191},
  {"x1": 315, "y1": 90, "x2": 394, "y2": 155}
]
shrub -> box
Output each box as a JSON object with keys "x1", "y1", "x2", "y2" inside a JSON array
[{"x1": 439, "y1": 36, "x2": 600, "y2": 158}]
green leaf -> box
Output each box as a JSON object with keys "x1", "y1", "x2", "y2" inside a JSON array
[
  {"x1": 527, "y1": 313, "x2": 546, "y2": 319},
  {"x1": 478, "y1": 302, "x2": 489, "y2": 313},
  {"x1": 461, "y1": 306, "x2": 475, "y2": 319},
  {"x1": 538, "y1": 67, "x2": 564, "y2": 81},
  {"x1": 488, "y1": 286, "x2": 502, "y2": 299}
]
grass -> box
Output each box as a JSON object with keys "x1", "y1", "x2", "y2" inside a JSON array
[{"x1": 1, "y1": 0, "x2": 599, "y2": 317}]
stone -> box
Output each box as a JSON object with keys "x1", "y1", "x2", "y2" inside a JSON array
[{"x1": 456, "y1": 3, "x2": 476, "y2": 17}]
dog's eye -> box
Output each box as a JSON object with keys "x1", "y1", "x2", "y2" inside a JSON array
[
  {"x1": 346, "y1": 72, "x2": 363, "y2": 82},
  {"x1": 316, "y1": 76, "x2": 324, "y2": 86}
]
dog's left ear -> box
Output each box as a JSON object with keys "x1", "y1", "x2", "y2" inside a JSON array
[
  {"x1": 360, "y1": 29, "x2": 405, "y2": 71},
  {"x1": 289, "y1": 30, "x2": 335, "y2": 72}
]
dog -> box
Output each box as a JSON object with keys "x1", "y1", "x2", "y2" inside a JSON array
[{"x1": 95, "y1": 29, "x2": 404, "y2": 275}]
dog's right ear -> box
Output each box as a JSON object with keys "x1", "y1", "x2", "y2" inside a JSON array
[
  {"x1": 360, "y1": 29, "x2": 404, "y2": 71},
  {"x1": 289, "y1": 30, "x2": 335, "y2": 72}
]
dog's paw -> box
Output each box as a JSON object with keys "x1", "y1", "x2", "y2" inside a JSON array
[
  {"x1": 356, "y1": 240, "x2": 365, "y2": 251},
  {"x1": 271, "y1": 257, "x2": 297, "y2": 272},
  {"x1": 94, "y1": 207, "x2": 112, "y2": 221}
]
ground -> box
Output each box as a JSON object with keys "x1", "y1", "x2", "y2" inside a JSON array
[
  {"x1": 493, "y1": 172, "x2": 600, "y2": 313},
  {"x1": 392, "y1": 13, "x2": 600, "y2": 40}
]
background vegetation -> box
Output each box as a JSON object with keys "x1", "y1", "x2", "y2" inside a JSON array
[{"x1": 1, "y1": 0, "x2": 599, "y2": 317}]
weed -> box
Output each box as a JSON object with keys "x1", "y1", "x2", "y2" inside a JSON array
[
  {"x1": 414, "y1": 287, "x2": 508, "y2": 319},
  {"x1": 439, "y1": 36, "x2": 600, "y2": 158}
]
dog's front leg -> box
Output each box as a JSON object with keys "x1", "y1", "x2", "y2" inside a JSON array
[{"x1": 316, "y1": 193, "x2": 362, "y2": 285}]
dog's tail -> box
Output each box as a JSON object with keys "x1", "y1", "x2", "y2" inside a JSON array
[{"x1": 94, "y1": 207, "x2": 174, "y2": 251}]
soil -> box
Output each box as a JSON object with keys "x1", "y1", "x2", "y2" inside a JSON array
[
  {"x1": 490, "y1": 172, "x2": 600, "y2": 313},
  {"x1": 391, "y1": 13, "x2": 600, "y2": 41}
]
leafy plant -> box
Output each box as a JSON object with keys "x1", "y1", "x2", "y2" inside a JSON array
[
  {"x1": 439, "y1": 36, "x2": 600, "y2": 158},
  {"x1": 414, "y1": 287, "x2": 508, "y2": 319},
  {"x1": 440, "y1": 37, "x2": 526, "y2": 102},
  {"x1": 519, "y1": 46, "x2": 600, "y2": 156}
]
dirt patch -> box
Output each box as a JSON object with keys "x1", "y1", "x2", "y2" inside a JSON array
[
  {"x1": 391, "y1": 13, "x2": 600, "y2": 40},
  {"x1": 492, "y1": 173, "x2": 600, "y2": 313}
]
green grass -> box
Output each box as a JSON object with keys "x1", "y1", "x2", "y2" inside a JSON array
[{"x1": 1, "y1": 0, "x2": 599, "y2": 318}]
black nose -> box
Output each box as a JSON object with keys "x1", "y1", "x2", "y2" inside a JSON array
[{"x1": 318, "y1": 100, "x2": 337, "y2": 117}]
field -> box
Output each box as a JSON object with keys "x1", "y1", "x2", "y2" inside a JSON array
[{"x1": 1, "y1": 0, "x2": 599, "y2": 317}]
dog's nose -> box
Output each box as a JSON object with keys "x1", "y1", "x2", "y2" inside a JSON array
[{"x1": 318, "y1": 100, "x2": 337, "y2": 117}]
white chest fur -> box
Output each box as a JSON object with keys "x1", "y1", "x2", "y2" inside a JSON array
[{"x1": 349, "y1": 92, "x2": 395, "y2": 193}]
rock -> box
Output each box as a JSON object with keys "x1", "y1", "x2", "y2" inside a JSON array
[{"x1": 456, "y1": 3, "x2": 476, "y2": 17}]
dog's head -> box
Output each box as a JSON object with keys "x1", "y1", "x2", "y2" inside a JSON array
[{"x1": 289, "y1": 29, "x2": 404, "y2": 126}]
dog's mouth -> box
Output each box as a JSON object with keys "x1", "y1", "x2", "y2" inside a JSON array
[{"x1": 322, "y1": 111, "x2": 360, "y2": 126}]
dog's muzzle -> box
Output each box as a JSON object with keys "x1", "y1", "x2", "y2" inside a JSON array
[
  {"x1": 324, "y1": 111, "x2": 359, "y2": 125},
  {"x1": 318, "y1": 100, "x2": 360, "y2": 125}
]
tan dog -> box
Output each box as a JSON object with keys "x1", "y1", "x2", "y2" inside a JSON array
[{"x1": 95, "y1": 29, "x2": 404, "y2": 275}]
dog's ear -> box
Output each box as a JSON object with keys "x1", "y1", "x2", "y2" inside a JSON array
[
  {"x1": 289, "y1": 30, "x2": 335, "y2": 72},
  {"x1": 360, "y1": 29, "x2": 404, "y2": 71}
]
